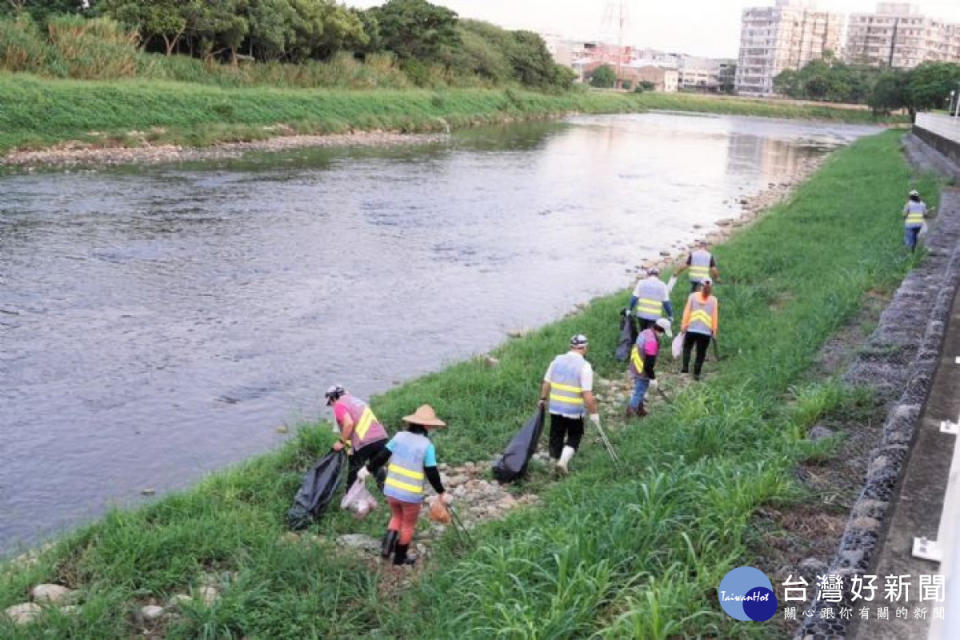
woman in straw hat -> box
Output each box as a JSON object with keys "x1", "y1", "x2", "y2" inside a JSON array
[{"x1": 361, "y1": 404, "x2": 451, "y2": 566}]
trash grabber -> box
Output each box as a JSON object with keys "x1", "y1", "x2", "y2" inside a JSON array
[
  {"x1": 711, "y1": 336, "x2": 723, "y2": 361},
  {"x1": 448, "y1": 505, "x2": 474, "y2": 547},
  {"x1": 655, "y1": 385, "x2": 673, "y2": 405},
  {"x1": 591, "y1": 419, "x2": 620, "y2": 464}
]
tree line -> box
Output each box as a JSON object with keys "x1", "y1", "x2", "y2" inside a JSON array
[
  {"x1": 1, "y1": 0, "x2": 576, "y2": 90},
  {"x1": 774, "y1": 53, "x2": 960, "y2": 118}
]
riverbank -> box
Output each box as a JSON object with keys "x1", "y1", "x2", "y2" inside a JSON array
[
  {"x1": 0, "y1": 72, "x2": 905, "y2": 164},
  {"x1": 0, "y1": 130, "x2": 938, "y2": 638}
]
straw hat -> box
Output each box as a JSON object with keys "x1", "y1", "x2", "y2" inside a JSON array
[{"x1": 402, "y1": 404, "x2": 447, "y2": 428}]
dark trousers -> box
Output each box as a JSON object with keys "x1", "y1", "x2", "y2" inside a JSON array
[
  {"x1": 690, "y1": 281, "x2": 703, "y2": 293},
  {"x1": 638, "y1": 318, "x2": 657, "y2": 331},
  {"x1": 682, "y1": 332, "x2": 712, "y2": 376},
  {"x1": 548, "y1": 414, "x2": 584, "y2": 458},
  {"x1": 347, "y1": 439, "x2": 388, "y2": 489}
]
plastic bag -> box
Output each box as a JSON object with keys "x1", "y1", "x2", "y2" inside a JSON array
[
  {"x1": 428, "y1": 496, "x2": 452, "y2": 524},
  {"x1": 287, "y1": 450, "x2": 346, "y2": 530},
  {"x1": 919, "y1": 222, "x2": 929, "y2": 240},
  {"x1": 340, "y1": 478, "x2": 379, "y2": 520},
  {"x1": 614, "y1": 308, "x2": 638, "y2": 362},
  {"x1": 672, "y1": 332, "x2": 684, "y2": 359},
  {"x1": 492, "y1": 406, "x2": 545, "y2": 483}
]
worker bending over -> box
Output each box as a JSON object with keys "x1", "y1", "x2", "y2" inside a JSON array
[{"x1": 326, "y1": 385, "x2": 389, "y2": 489}]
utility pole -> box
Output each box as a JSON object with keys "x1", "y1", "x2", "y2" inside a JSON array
[{"x1": 601, "y1": 1, "x2": 630, "y2": 88}]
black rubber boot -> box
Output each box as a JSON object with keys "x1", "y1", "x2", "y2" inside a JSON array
[
  {"x1": 381, "y1": 530, "x2": 398, "y2": 559},
  {"x1": 393, "y1": 543, "x2": 417, "y2": 566}
]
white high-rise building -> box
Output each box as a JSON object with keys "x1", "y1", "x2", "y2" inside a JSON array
[
  {"x1": 845, "y1": 3, "x2": 960, "y2": 68},
  {"x1": 735, "y1": 0, "x2": 843, "y2": 97}
]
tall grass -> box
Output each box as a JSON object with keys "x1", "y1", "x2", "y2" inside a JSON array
[{"x1": 0, "y1": 131, "x2": 939, "y2": 639}]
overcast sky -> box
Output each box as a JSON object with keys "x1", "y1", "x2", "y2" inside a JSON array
[{"x1": 344, "y1": 1, "x2": 960, "y2": 59}]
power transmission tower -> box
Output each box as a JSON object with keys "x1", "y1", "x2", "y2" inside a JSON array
[{"x1": 601, "y1": 1, "x2": 630, "y2": 87}]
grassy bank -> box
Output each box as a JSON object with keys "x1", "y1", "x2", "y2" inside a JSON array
[
  {"x1": 0, "y1": 130, "x2": 939, "y2": 639},
  {"x1": 0, "y1": 73, "x2": 903, "y2": 156}
]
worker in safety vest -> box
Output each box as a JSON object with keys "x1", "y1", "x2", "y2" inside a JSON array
[
  {"x1": 362, "y1": 404, "x2": 450, "y2": 566},
  {"x1": 539, "y1": 334, "x2": 599, "y2": 474},
  {"x1": 676, "y1": 241, "x2": 719, "y2": 292},
  {"x1": 629, "y1": 267, "x2": 673, "y2": 331},
  {"x1": 326, "y1": 385, "x2": 390, "y2": 489},
  {"x1": 903, "y1": 189, "x2": 929, "y2": 252},
  {"x1": 626, "y1": 317, "x2": 672, "y2": 418},
  {"x1": 680, "y1": 278, "x2": 719, "y2": 381}
]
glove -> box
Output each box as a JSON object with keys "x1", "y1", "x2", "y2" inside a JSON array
[
  {"x1": 357, "y1": 466, "x2": 370, "y2": 482},
  {"x1": 589, "y1": 413, "x2": 600, "y2": 428},
  {"x1": 649, "y1": 379, "x2": 658, "y2": 390}
]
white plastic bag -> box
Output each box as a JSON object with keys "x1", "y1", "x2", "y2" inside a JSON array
[
  {"x1": 671, "y1": 332, "x2": 684, "y2": 360},
  {"x1": 919, "y1": 222, "x2": 929, "y2": 240},
  {"x1": 340, "y1": 478, "x2": 378, "y2": 520}
]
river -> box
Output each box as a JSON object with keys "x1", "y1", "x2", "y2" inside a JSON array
[{"x1": 0, "y1": 112, "x2": 879, "y2": 552}]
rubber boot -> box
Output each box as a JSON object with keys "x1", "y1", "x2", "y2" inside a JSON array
[
  {"x1": 556, "y1": 446, "x2": 575, "y2": 475},
  {"x1": 380, "y1": 530, "x2": 398, "y2": 559},
  {"x1": 624, "y1": 405, "x2": 637, "y2": 419},
  {"x1": 393, "y1": 543, "x2": 417, "y2": 566},
  {"x1": 636, "y1": 403, "x2": 648, "y2": 417}
]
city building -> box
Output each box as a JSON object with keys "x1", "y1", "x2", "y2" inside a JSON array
[
  {"x1": 845, "y1": 3, "x2": 960, "y2": 68},
  {"x1": 735, "y1": 0, "x2": 843, "y2": 97},
  {"x1": 622, "y1": 63, "x2": 680, "y2": 92},
  {"x1": 677, "y1": 56, "x2": 738, "y2": 92}
]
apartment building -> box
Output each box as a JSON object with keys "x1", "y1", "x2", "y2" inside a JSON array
[
  {"x1": 735, "y1": 0, "x2": 843, "y2": 97},
  {"x1": 677, "y1": 56, "x2": 737, "y2": 91},
  {"x1": 845, "y1": 3, "x2": 960, "y2": 68}
]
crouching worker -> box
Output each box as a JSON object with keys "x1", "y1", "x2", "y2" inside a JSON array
[
  {"x1": 326, "y1": 385, "x2": 389, "y2": 489},
  {"x1": 362, "y1": 404, "x2": 450, "y2": 566},
  {"x1": 626, "y1": 317, "x2": 672, "y2": 418}
]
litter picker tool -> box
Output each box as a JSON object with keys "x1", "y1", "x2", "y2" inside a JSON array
[
  {"x1": 665, "y1": 275, "x2": 677, "y2": 294},
  {"x1": 591, "y1": 418, "x2": 620, "y2": 465},
  {"x1": 655, "y1": 385, "x2": 673, "y2": 405},
  {"x1": 448, "y1": 504, "x2": 474, "y2": 547},
  {"x1": 711, "y1": 336, "x2": 723, "y2": 361}
]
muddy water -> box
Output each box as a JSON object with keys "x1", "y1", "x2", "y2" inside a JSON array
[{"x1": 0, "y1": 113, "x2": 879, "y2": 551}]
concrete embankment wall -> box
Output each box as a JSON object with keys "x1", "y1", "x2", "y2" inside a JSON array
[
  {"x1": 797, "y1": 132, "x2": 960, "y2": 639},
  {"x1": 913, "y1": 113, "x2": 960, "y2": 182}
]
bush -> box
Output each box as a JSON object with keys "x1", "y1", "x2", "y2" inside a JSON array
[
  {"x1": 621, "y1": 79, "x2": 632, "y2": 91},
  {"x1": 590, "y1": 64, "x2": 616, "y2": 88}
]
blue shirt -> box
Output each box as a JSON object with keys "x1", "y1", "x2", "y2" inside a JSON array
[{"x1": 386, "y1": 436, "x2": 437, "y2": 466}]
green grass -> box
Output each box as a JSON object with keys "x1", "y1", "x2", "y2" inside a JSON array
[
  {"x1": 0, "y1": 73, "x2": 905, "y2": 156},
  {"x1": 0, "y1": 130, "x2": 940, "y2": 639}
]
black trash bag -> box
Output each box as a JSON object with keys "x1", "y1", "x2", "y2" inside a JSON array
[
  {"x1": 615, "y1": 307, "x2": 638, "y2": 362},
  {"x1": 492, "y1": 406, "x2": 545, "y2": 483},
  {"x1": 287, "y1": 450, "x2": 346, "y2": 530}
]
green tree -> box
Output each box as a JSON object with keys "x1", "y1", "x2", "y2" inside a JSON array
[
  {"x1": 589, "y1": 64, "x2": 616, "y2": 88},
  {"x1": 99, "y1": 0, "x2": 188, "y2": 55},
  {"x1": 868, "y1": 69, "x2": 911, "y2": 117},
  {"x1": 909, "y1": 61, "x2": 960, "y2": 112},
  {"x1": 369, "y1": 0, "x2": 459, "y2": 61}
]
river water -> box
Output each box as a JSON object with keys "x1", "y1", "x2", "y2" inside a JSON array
[{"x1": 0, "y1": 112, "x2": 879, "y2": 552}]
